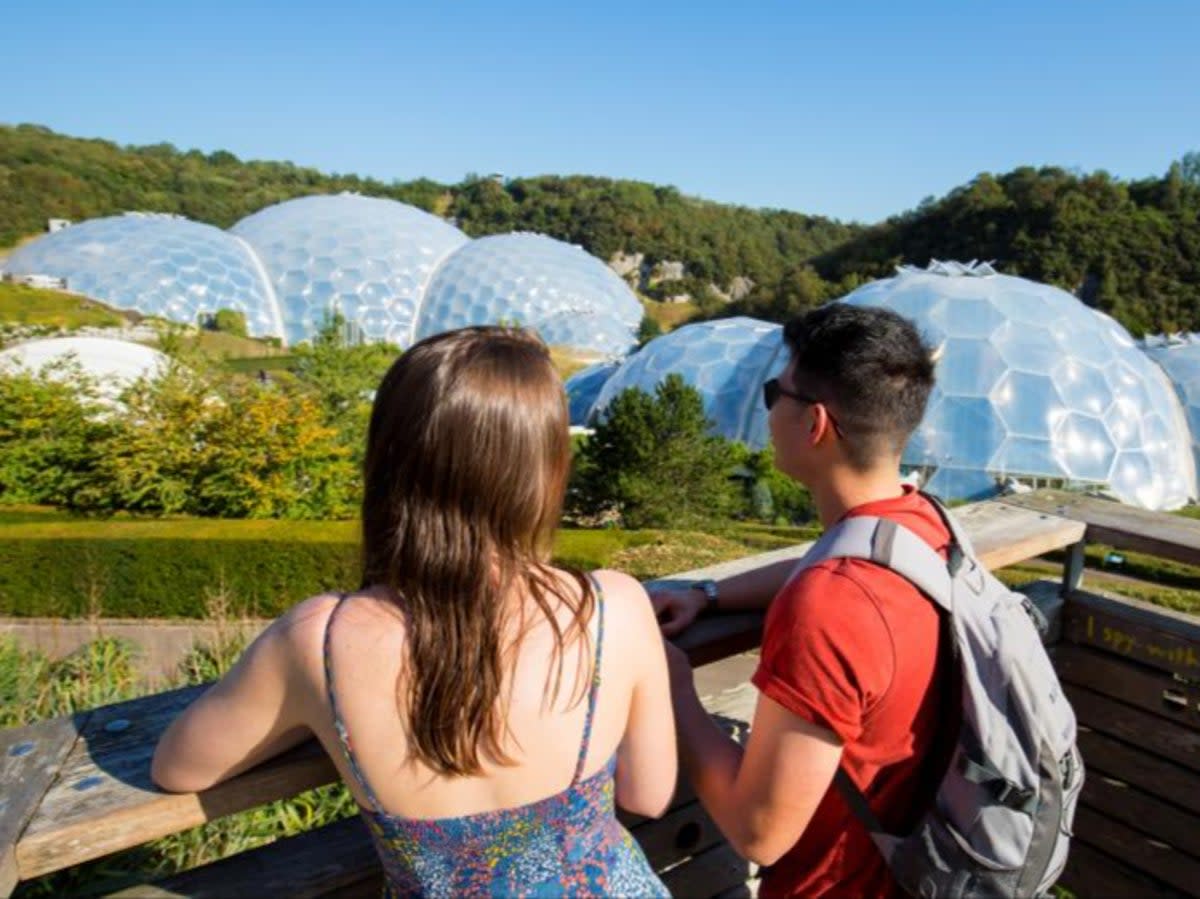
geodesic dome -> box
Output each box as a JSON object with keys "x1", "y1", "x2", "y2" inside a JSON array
[
  {"x1": 232, "y1": 194, "x2": 468, "y2": 346},
  {"x1": 1143, "y1": 334, "x2": 1200, "y2": 483},
  {"x1": 0, "y1": 336, "x2": 169, "y2": 398},
  {"x1": 565, "y1": 361, "x2": 620, "y2": 424},
  {"x1": 585, "y1": 317, "x2": 787, "y2": 441},
  {"x1": 3, "y1": 214, "x2": 283, "y2": 339},
  {"x1": 415, "y1": 233, "x2": 642, "y2": 357},
  {"x1": 840, "y1": 262, "x2": 1196, "y2": 510}
]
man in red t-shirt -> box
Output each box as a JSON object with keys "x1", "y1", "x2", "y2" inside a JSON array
[{"x1": 652, "y1": 304, "x2": 950, "y2": 898}]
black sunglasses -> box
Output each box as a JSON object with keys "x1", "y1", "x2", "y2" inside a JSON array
[{"x1": 762, "y1": 378, "x2": 845, "y2": 437}]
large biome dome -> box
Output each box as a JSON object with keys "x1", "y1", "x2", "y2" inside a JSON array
[
  {"x1": 231, "y1": 194, "x2": 468, "y2": 346},
  {"x1": 0, "y1": 336, "x2": 169, "y2": 399},
  {"x1": 1142, "y1": 334, "x2": 1200, "y2": 484},
  {"x1": 3, "y1": 214, "x2": 283, "y2": 339},
  {"x1": 841, "y1": 262, "x2": 1196, "y2": 510},
  {"x1": 416, "y1": 233, "x2": 642, "y2": 357},
  {"x1": 581, "y1": 317, "x2": 787, "y2": 443}
]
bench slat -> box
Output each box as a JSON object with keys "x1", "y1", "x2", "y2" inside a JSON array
[
  {"x1": 1078, "y1": 727, "x2": 1200, "y2": 816},
  {"x1": 0, "y1": 714, "x2": 85, "y2": 898},
  {"x1": 1004, "y1": 489, "x2": 1200, "y2": 568},
  {"x1": 1061, "y1": 839, "x2": 1188, "y2": 899},
  {"x1": 15, "y1": 686, "x2": 336, "y2": 881},
  {"x1": 1056, "y1": 644, "x2": 1200, "y2": 732},
  {"x1": 1072, "y1": 804, "x2": 1200, "y2": 896},
  {"x1": 1066, "y1": 684, "x2": 1200, "y2": 773},
  {"x1": 1063, "y1": 589, "x2": 1200, "y2": 679}
]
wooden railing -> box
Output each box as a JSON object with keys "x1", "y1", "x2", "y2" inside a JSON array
[{"x1": 8, "y1": 491, "x2": 1196, "y2": 898}]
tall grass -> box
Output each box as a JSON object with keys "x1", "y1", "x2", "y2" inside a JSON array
[{"x1": 6, "y1": 608, "x2": 354, "y2": 898}]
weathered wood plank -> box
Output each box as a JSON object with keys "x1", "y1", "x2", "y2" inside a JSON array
[
  {"x1": 1078, "y1": 727, "x2": 1200, "y2": 816},
  {"x1": 659, "y1": 841, "x2": 752, "y2": 899},
  {"x1": 1073, "y1": 804, "x2": 1200, "y2": 896},
  {"x1": 1063, "y1": 590, "x2": 1200, "y2": 679},
  {"x1": 1060, "y1": 839, "x2": 1187, "y2": 899},
  {"x1": 1005, "y1": 489, "x2": 1200, "y2": 568},
  {"x1": 1056, "y1": 644, "x2": 1200, "y2": 731},
  {"x1": 15, "y1": 686, "x2": 337, "y2": 880},
  {"x1": 1065, "y1": 684, "x2": 1200, "y2": 772},
  {"x1": 103, "y1": 815, "x2": 374, "y2": 899},
  {"x1": 0, "y1": 713, "x2": 86, "y2": 898},
  {"x1": 950, "y1": 499, "x2": 1085, "y2": 570},
  {"x1": 1077, "y1": 768, "x2": 1200, "y2": 860}
]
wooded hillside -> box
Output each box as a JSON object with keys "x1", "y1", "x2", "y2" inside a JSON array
[{"x1": 3, "y1": 124, "x2": 1198, "y2": 334}]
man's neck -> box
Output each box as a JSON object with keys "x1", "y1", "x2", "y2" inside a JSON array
[{"x1": 810, "y1": 465, "x2": 907, "y2": 529}]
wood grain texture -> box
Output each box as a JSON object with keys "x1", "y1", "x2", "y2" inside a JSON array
[
  {"x1": 15, "y1": 685, "x2": 336, "y2": 880},
  {"x1": 1066, "y1": 684, "x2": 1200, "y2": 772},
  {"x1": 1078, "y1": 727, "x2": 1200, "y2": 816},
  {"x1": 1056, "y1": 643, "x2": 1200, "y2": 731},
  {"x1": 1072, "y1": 805, "x2": 1200, "y2": 896},
  {"x1": 1004, "y1": 489, "x2": 1200, "y2": 567},
  {"x1": 1060, "y1": 839, "x2": 1187, "y2": 899},
  {"x1": 1064, "y1": 590, "x2": 1200, "y2": 679},
  {"x1": 0, "y1": 714, "x2": 85, "y2": 898}
]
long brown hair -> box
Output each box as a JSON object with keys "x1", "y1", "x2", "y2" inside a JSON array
[{"x1": 361, "y1": 326, "x2": 594, "y2": 776}]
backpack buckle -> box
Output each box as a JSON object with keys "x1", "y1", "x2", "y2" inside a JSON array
[{"x1": 994, "y1": 781, "x2": 1036, "y2": 812}]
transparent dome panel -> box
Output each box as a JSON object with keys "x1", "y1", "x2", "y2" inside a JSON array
[
  {"x1": 232, "y1": 194, "x2": 467, "y2": 346},
  {"x1": 415, "y1": 233, "x2": 641, "y2": 356},
  {"x1": 565, "y1": 361, "x2": 619, "y2": 425},
  {"x1": 592, "y1": 318, "x2": 786, "y2": 446},
  {"x1": 840, "y1": 264, "x2": 1195, "y2": 509},
  {"x1": 4, "y1": 214, "x2": 283, "y2": 340}
]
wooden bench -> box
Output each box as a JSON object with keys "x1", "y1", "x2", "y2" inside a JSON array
[
  {"x1": 1004, "y1": 491, "x2": 1200, "y2": 899},
  {"x1": 0, "y1": 496, "x2": 1089, "y2": 898}
]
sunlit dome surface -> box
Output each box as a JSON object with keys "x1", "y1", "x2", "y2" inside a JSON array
[
  {"x1": 840, "y1": 262, "x2": 1196, "y2": 510},
  {"x1": 415, "y1": 233, "x2": 642, "y2": 356},
  {"x1": 3, "y1": 214, "x2": 283, "y2": 339},
  {"x1": 0, "y1": 336, "x2": 169, "y2": 397},
  {"x1": 585, "y1": 317, "x2": 787, "y2": 440},
  {"x1": 1143, "y1": 334, "x2": 1200, "y2": 483},
  {"x1": 232, "y1": 194, "x2": 468, "y2": 346}
]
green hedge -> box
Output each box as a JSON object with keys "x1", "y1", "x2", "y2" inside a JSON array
[{"x1": 0, "y1": 516, "x2": 684, "y2": 618}]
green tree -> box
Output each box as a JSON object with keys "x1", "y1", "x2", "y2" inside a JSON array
[
  {"x1": 571, "y1": 375, "x2": 738, "y2": 528},
  {"x1": 211, "y1": 308, "x2": 248, "y2": 337},
  {"x1": 290, "y1": 314, "x2": 398, "y2": 466}
]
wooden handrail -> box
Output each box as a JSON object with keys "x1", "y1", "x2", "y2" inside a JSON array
[{"x1": 0, "y1": 495, "x2": 1086, "y2": 893}]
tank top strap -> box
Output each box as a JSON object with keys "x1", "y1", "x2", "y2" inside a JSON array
[
  {"x1": 322, "y1": 593, "x2": 387, "y2": 815},
  {"x1": 571, "y1": 573, "x2": 606, "y2": 786}
]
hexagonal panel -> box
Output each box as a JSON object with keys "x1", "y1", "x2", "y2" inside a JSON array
[
  {"x1": 591, "y1": 318, "x2": 785, "y2": 445},
  {"x1": 837, "y1": 264, "x2": 1195, "y2": 509}
]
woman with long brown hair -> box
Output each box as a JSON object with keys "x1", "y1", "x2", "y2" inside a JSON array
[{"x1": 153, "y1": 326, "x2": 676, "y2": 896}]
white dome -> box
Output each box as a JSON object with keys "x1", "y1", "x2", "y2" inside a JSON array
[
  {"x1": 840, "y1": 263, "x2": 1196, "y2": 510},
  {"x1": 3, "y1": 214, "x2": 283, "y2": 340},
  {"x1": 1143, "y1": 335, "x2": 1200, "y2": 487},
  {"x1": 0, "y1": 336, "x2": 170, "y2": 397},
  {"x1": 232, "y1": 194, "x2": 468, "y2": 346},
  {"x1": 415, "y1": 233, "x2": 642, "y2": 356}
]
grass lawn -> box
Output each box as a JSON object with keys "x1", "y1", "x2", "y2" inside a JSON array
[{"x1": 0, "y1": 283, "x2": 129, "y2": 330}]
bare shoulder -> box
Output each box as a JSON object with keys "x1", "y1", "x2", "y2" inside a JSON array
[{"x1": 589, "y1": 568, "x2": 657, "y2": 633}]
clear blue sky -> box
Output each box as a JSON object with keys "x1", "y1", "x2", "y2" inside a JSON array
[{"x1": 7, "y1": 1, "x2": 1198, "y2": 223}]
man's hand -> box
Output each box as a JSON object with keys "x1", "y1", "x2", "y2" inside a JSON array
[{"x1": 649, "y1": 586, "x2": 706, "y2": 637}]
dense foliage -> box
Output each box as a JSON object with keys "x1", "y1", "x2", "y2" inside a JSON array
[
  {"x1": 5, "y1": 124, "x2": 1199, "y2": 333},
  {"x1": 572, "y1": 375, "x2": 747, "y2": 528}
]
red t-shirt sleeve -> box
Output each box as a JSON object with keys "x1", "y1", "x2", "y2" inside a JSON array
[{"x1": 751, "y1": 562, "x2": 895, "y2": 745}]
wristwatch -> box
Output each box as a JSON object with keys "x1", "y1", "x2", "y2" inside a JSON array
[{"x1": 692, "y1": 579, "x2": 720, "y2": 617}]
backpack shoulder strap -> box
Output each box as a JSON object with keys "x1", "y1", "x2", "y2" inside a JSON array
[{"x1": 799, "y1": 514, "x2": 956, "y2": 614}]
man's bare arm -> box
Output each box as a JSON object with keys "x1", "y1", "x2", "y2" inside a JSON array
[{"x1": 651, "y1": 557, "x2": 796, "y2": 636}]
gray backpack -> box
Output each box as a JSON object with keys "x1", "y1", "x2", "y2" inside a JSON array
[{"x1": 796, "y1": 495, "x2": 1084, "y2": 899}]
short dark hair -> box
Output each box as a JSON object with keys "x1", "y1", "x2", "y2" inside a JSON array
[{"x1": 782, "y1": 303, "x2": 935, "y2": 469}]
